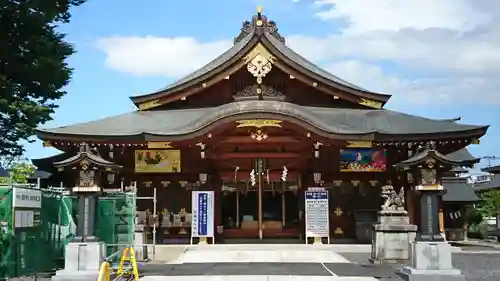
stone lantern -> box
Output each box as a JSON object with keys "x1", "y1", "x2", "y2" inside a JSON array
[
  {"x1": 52, "y1": 143, "x2": 121, "y2": 281},
  {"x1": 54, "y1": 143, "x2": 122, "y2": 242},
  {"x1": 393, "y1": 142, "x2": 477, "y2": 281}
]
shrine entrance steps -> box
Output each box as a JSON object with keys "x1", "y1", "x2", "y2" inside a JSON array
[{"x1": 221, "y1": 238, "x2": 302, "y2": 244}]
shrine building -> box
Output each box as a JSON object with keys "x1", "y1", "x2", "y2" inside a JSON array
[{"x1": 33, "y1": 7, "x2": 488, "y2": 243}]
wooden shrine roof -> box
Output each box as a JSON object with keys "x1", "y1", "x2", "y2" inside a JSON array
[
  {"x1": 482, "y1": 164, "x2": 500, "y2": 174},
  {"x1": 35, "y1": 100, "x2": 488, "y2": 142},
  {"x1": 442, "y1": 176, "x2": 479, "y2": 202},
  {"x1": 129, "y1": 9, "x2": 391, "y2": 109}
]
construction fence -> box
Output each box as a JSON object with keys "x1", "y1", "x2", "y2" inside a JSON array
[{"x1": 0, "y1": 185, "x2": 135, "y2": 279}]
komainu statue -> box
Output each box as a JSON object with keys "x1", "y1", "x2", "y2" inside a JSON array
[{"x1": 381, "y1": 185, "x2": 405, "y2": 211}]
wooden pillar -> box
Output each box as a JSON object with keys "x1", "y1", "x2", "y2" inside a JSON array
[
  {"x1": 406, "y1": 144, "x2": 415, "y2": 224},
  {"x1": 281, "y1": 184, "x2": 286, "y2": 227},
  {"x1": 438, "y1": 200, "x2": 444, "y2": 234},
  {"x1": 258, "y1": 173, "x2": 263, "y2": 239},
  {"x1": 312, "y1": 142, "x2": 323, "y2": 244},
  {"x1": 213, "y1": 175, "x2": 222, "y2": 232},
  {"x1": 406, "y1": 188, "x2": 415, "y2": 224}
]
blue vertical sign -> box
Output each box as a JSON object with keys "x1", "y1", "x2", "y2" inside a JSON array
[
  {"x1": 191, "y1": 191, "x2": 214, "y2": 238},
  {"x1": 305, "y1": 187, "x2": 329, "y2": 238},
  {"x1": 198, "y1": 192, "x2": 208, "y2": 236}
]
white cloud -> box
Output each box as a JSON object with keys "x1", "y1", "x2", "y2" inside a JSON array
[
  {"x1": 96, "y1": 36, "x2": 231, "y2": 77},
  {"x1": 323, "y1": 60, "x2": 500, "y2": 105},
  {"x1": 95, "y1": 0, "x2": 500, "y2": 105},
  {"x1": 313, "y1": 0, "x2": 491, "y2": 34}
]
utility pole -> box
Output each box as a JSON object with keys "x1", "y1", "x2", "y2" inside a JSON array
[{"x1": 483, "y1": 156, "x2": 500, "y2": 167}]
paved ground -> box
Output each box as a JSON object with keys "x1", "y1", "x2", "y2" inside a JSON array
[
  {"x1": 138, "y1": 244, "x2": 500, "y2": 281},
  {"x1": 342, "y1": 251, "x2": 500, "y2": 281},
  {"x1": 141, "y1": 262, "x2": 398, "y2": 277}
]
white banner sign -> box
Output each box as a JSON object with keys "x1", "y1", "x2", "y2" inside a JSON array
[
  {"x1": 13, "y1": 188, "x2": 42, "y2": 208},
  {"x1": 191, "y1": 191, "x2": 215, "y2": 238},
  {"x1": 305, "y1": 188, "x2": 329, "y2": 238}
]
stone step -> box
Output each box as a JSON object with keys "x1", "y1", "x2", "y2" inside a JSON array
[{"x1": 168, "y1": 250, "x2": 352, "y2": 264}]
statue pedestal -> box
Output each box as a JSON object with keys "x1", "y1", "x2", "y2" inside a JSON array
[
  {"x1": 134, "y1": 224, "x2": 148, "y2": 261},
  {"x1": 399, "y1": 241, "x2": 465, "y2": 281},
  {"x1": 52, "y1": 242, "x2": 105, "y2": 281},
  {"x1": 370, "y1": 210, "x2": 417, "y2": 264}
]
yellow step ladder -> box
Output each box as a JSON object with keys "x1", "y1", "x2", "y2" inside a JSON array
[{"x1": 116, "y1": 247, "x2": 140, "y2": 281}]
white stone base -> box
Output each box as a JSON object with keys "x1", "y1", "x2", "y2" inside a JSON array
[
  {"x1": 52, "y1": 270, "x2": 100, "y2": 281},
  {"x1": 398, "y1": 241, "x2": 466, "y2": 281},
  {"x1": 52, "y1": 242, "x2": 105, "y2": 281},
  {"x1": 134, "y1": 230, "x2": 148, "y2": 261},
  {"x1": 399, "y1": 267, "x2": 466, "y2": 281}
]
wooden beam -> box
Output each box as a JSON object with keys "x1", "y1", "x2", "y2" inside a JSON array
[
  {"x1": 219, "y1": 136, "x2": 301, "y2": 144},
  {"x1": 211, "y1": 152, "x2": 306, "y2": 159}
]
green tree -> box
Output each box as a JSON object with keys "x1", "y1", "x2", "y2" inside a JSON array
[
  {"x1": 0, "y1": 160, "x2": 35, "y2": 185},
  {"x1": 479, "y1": 189, "x2": 500, "y2": 228},
  {"x1": 0, "y1": 0, "x2": 87, "y2": 157}
]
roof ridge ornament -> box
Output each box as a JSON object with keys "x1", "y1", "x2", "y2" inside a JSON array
[{"x1": 233, "y1": 6, "x2": 286, "y2": 45}]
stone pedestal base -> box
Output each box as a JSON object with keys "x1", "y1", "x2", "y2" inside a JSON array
[
  {"x1": 52, "y1": 242, "x2": 105, "y2": 281},
  {"x1": 370, "y1": 211, "x2": 417, "y2": 263},
  {"x1": 399, "y1": 241, "x2": 466, "y2": 281},
  {"x1": 134, "y1": 225, "x2": 148, "y2": 261}
]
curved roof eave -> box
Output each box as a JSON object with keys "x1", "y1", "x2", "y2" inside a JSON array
[
  {"x1": 35, "y1": 102, "x2": 489, "y2": 142},
  {"x1": 35, "y1": 122, "x2": 489, "y2": 144}
]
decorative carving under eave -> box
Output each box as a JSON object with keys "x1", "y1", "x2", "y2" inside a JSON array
[
  {"x1": 346, "y1": 140, "x2": 372, "y2": 148},
  {"x1": 139, "y1": 99, "x2": 161, "y2": 110},
  {"x1": 147, "y1": 142, "x2": 173, "y2": 149},
  {"x1": 79, "y1": 170, "x2": 96, "y2": 187},
  {"x1": 358, "y1": 98, "x2": 383, "y2": 109},
  {"x1": 233, "y1": 84, "x2": 285, "y2": 101},
  {"x1": 333, "y1": 180, "x2": 343, "y2": 186},
  {"x1": 236, "y1": 119, "x2": 282, "y2": 128},
  {"x1": 381, "y1": 185, "x2": 405, "y2": 212},
  {"x1": 421, "y1": 159, "x2": 437, "y2": 185}
]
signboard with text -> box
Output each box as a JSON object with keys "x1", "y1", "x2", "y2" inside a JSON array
[
  {"x1": 191, "y1": 191, "x2": 215, "y2": 240},
  {"x1": 13, "y1": 187, "x2": 42, "y2": 229},
  {"x1": 305, "y1": 187, "x2": 329, "y2": 241}
]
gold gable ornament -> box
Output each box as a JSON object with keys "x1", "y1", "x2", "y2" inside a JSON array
[
  {"x1": 358, "y1": 98, "x2": 382, "y2": 109},
  {"x1": 243, "y1": 43, "x2": 276, "y2": 84},
  {"x1": 80, "y1": 159, "x2": 89, "y2": 171}
]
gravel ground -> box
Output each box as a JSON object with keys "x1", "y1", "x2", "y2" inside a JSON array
[{"x1": 341, "y1": 252, "x2": 500, "y2": 281}]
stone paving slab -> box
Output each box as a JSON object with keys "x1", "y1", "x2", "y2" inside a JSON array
[
  {"x1": 141, "y1": 262, "x2": 398, "y2": 280},
  {"x1": 166, "y1": 245, "x2": 352, "y2": 264},
  {"x1": 341, "y1": 252, "x2": 500, "y2": 281},
  {"x1": 142, "y1": 262, "x2": 333, "y2": 276}
]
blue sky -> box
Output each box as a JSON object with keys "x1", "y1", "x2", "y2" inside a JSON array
[{"x1": 26, "y1": 0, "x2": 500, "y2": 168}]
